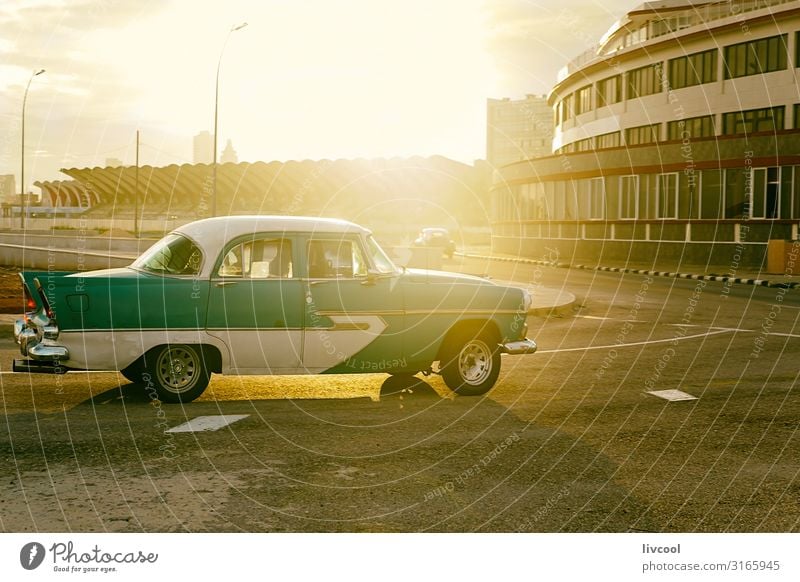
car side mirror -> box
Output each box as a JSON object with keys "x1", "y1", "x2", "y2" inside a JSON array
[{"x1": 361, "y1": 269, "x2": 382, "y2": 286}]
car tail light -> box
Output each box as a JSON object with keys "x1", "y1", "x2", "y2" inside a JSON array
[{"x1": 23, "y1": 284, "x2": 36, "y2": 313}]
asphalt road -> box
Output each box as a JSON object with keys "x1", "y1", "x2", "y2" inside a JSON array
[{"x1": 1, "y1": 256, "x2": 798, "y2": 532}]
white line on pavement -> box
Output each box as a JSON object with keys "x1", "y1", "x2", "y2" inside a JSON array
[
  {"x1": 167, "y1": 415, "x2": 249, "y2": 433},
  {"x1": 538, "y1": 329, "x2": 734, "y2": 354}
]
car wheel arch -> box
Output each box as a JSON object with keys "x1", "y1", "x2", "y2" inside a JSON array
[{"x1": 436, "y1": 319, "x2": 500, "y2": 361}]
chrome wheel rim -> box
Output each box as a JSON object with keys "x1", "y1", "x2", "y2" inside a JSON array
[
  {"x1": 156, "y1": 346, "x2": 198, "y2": 394},
  {"x1": 458, "y1": 339, "x2": 492, "y2": 386}
]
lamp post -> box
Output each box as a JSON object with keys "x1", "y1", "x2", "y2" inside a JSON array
[
  {"x1": 212, "y1": 22, "x2": 247, "y2": 218},
  {"x1": 21, "y1": 68, "x2": 45, "y2": 230}
]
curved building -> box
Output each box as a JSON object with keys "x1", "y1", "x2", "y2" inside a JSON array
[{"x1": 492, "y1": 0, "x2": 800, "y2": 267}]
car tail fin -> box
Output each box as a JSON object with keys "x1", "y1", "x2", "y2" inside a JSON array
[
  {"x1": 22, "y1": 277, "x2": 37, "y2": 314},
  {"x1": 32, "y1": 277, "x2": 54, "y2": 319}
]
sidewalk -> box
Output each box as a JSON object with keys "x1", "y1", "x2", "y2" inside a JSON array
[
  {"x1": 459, "y1": 252, "x2": 800, "y2": 289},
  {"x1": 491, "y1": 279, "x2": 576, "y2": 316}
]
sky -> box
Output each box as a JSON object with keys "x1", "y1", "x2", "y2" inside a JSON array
[{"x1": 0, "y1": 0, "x2": 632, "y2": 186}]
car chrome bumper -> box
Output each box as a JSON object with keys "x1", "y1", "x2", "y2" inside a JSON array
[
  {"x1": 500, "y1": 338, "x2": 537, "y2": 355},
  {"x1": 13, "y1": 317, "x2": 69, "y2": 362}
]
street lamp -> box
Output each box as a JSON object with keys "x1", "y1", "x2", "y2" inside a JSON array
[
  {"x1": 21, "y1": 68, "x2": 45, "y2": 230},
  {"x1": 212, "y1": 22, "x2": 247, "y2": 217}
]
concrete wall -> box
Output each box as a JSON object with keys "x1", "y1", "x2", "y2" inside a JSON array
[{"x1": 492, "y1": 235, "x2": 768, "y2": 269}]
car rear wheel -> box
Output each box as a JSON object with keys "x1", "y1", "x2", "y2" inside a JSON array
[
  {"x1": 145, "y1": 344, "x2": 210, "y2": 403},
  {"x1": 440, "y1": 328, "x2": 501, "y2": 396}
]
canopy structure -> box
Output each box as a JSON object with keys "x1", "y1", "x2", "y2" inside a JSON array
[{"x1": 33, "y1": 157, "x2": 487, "y2": 222}]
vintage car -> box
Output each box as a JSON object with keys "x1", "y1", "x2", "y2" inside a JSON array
[
  {"x1": 413, "y1": 227, "x2": 457, "y2": 258},
  {"x1": 13, "y1": 216, "x2": 536, "y2": 403}
]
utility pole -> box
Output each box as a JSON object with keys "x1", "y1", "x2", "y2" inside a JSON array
[
  {"x1": 21, "y1": 69, "x2": 45, "y2": 230},
  {"x1": 135, "y1": 130, "x2": 139, "y2": 237}
]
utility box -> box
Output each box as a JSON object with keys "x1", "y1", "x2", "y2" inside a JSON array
[{"x1": 767, "y1": 239, "x2": 800, "y2": 274}]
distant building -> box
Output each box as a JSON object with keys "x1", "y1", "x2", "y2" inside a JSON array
[
  {"x1": 486, "y1": 95, "x2": 553, "y2": 168},
  {"x1": 492, "y1": 0, "x2": 800, "y2": 268},
  {"x1": 221, "y1": 139, "x2": 238, "y2": 164},
  {"x1": 193, "y1": 131, "x2": 214, "y2": 164},
  {"x1": 0, "y1": 175, "x2": 16, "y2": 204},
  {"x1": 105, "y1": 158, "x2": 123, "y2": 168}
]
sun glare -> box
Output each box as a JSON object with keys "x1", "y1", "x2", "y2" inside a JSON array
[{"x1": 76, "y1": 0, "x2": 492, "y2": 165}]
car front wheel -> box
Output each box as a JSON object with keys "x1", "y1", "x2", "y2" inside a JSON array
[
  {"x1": 145, "y1": 344, "x2": 210, "y2": 403},
  {"x1": 440, "y1": 328, "x2": 501, "y2": 396}
]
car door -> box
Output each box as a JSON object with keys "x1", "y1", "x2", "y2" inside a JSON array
[
  {"x1": 302, "y1": 235, "x2": 405, "y2": 373},
  {"x1": 206, "y1": 233, "x2": 304, "y2": 373}
]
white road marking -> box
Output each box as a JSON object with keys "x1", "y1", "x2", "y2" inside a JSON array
[
  {"x1": 647, "y1": 389, "x2": 698, "y2": 402},
  {"x1": 166, "y1": 415, "x2": 249, "y2": 433},
  {"x1": 538, "y1": 329, "x2": 734, "y2": 354}
]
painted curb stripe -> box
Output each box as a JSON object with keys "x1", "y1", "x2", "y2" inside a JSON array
[{"x1": 456, "y1": 253, "x2": 800, "y2": 289}]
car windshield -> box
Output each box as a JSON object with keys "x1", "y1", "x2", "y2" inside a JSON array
[
  {"x1": 366, "y1": 235, "x2": 399, "y2": 274},
  {"x1": 132, "y1": 233, "x2": 203, "y2": 275}
]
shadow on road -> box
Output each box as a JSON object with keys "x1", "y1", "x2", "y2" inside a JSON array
[{"x1": 1, "y1": 372, "x2": 658, "y2": 533}]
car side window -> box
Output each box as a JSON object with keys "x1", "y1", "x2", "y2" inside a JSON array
[
  {"x1": 307, "y1": 239, "x2": 368, "y2": 278},
  {"x1": 218, "y1": 238, "x2": 293, "y2": 279}
]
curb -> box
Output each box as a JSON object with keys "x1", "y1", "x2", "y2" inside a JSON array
[
  {"x1": 528, "y1": 301, "x2": 574, "y2": 317},
  {"x1": 456, "y1": 252, "x2": 800, "y2": 290}
]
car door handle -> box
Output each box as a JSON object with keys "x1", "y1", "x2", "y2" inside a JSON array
[{"x1": 215, "y1": 281, "x2": 239, "y2": 287}]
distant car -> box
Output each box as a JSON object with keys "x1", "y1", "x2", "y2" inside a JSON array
[
  {"x1": 13, "y1": 216, "x2": 536, "y2": 403},
  {"x1": 414, "y1": 227, "x2": 456, "y2": 258}
]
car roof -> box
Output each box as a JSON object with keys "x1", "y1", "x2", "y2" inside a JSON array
[
  {"x1": 177, "y1": 215, "x2": 368, "y2": 239},
  {"x1": 173, "y1": 216, "x2": 370, "y2": 277}
]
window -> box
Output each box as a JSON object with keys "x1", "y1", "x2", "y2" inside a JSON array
[
  {"x1": 797, "y1": 32, "x2": 800, "y2": 68},
  {"x1": 751, "y1": 167, "x2": 781, "y2": 218},
  {"x1": 576, "y1": 85, "x2": 593, "y2": 115},
  {"x1": 668, "y1": 49, "x2": 717, "y2": 89},
  {"x1": 619, "y1": 176, "x2": 639, "y2": 219},
  {"x1": 366, "y1": 236, "x2": 398, "y2": 274},
  {"x1": 724, "y1": 168, "x2": 748, "y2": 218},
  {"x1": 627, "y1": 64, "x2": 664, "y2": 98},
  {"x1": 597, "y1": 75, "x2": 622, "y2": 107},
  {"x1": 575, "y1": 137, "x2": 593, "y2": 152},
  {"x1": 667, "y1": 115, "x2": 716, "y2": 140},
  {"x1": 560, "y1": 93, "x2": 575, "y2": 123},
  {"x1": 307, "y1": 239, "x2": 368, "y2": 279},
  {"x1": 132, "y1": 234, "x2": 202, "y2": 276},
  {"x1": 218, "y1": 238, "x2": 293, "y2": 278},
  {"x1": 724, "y1": 34, "x2": 787, "y2": 78},
  {"x1": 795, "y1": 104, "x2": 800, "y2": 129},
  {"x1": 657, "y1": 173, "x2": 678, "y2": 218},
  {"x1": 701, "y1": 169, "x2": 723, "y2": 219},
  {"x1": 589, "y1": 178, "x2": 605, "y2": 219},
  {"x1": 596, "y1": 131, "x2": 621, "y2": 149},
  {"x1": 722, "y1": 106, "x2": 784, "y2": 135},
  {"x1": 625, "y1": 124, "x2": 660, "y2": 146},
  {"x1": 650, "y1": 16, "x2": 691, "y2": 38}
]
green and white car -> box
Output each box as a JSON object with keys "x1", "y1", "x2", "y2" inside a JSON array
[{"x1": 13, "y1": 216, "x2": 536, "y2": 402}]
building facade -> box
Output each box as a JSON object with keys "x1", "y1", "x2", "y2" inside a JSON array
[
  {"x1": 492, "y1": 0, "x2": 800, "y2": 267},
  {"x1": 487, "y1": 95, "x2": 553, "y2": 168},
  {"x1": 193, "y1": 131, "x2": 214, "y2": 165}
]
